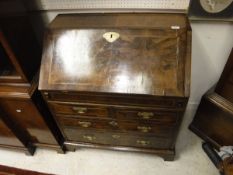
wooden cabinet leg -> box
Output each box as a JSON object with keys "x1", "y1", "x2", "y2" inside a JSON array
[
  {"x1": 57, "y1": 148, "x2": 66, "y2": 154},
  {"x1": 56, "y1": 144, "x2": 66, "y2": 154},
  {"x1": 160, "y1": 149, "x2": 175, "y2": 161},
  {"x1": 163, "y1": 155, "x2": 175, "y2": 161},
  {"x1": 25, "y1": 144, "x2": 36, "y2": 156},
  {"x1": 64, "y1": 143, "x2": 77, "y2": 152}
]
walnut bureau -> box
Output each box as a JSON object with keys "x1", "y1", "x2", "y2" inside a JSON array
[{"x1": 39, "y1": 13, "x2": 191, "y2": 161}]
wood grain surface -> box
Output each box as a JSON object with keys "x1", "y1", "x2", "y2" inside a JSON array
[{"x1": 39, "y1": 13, "x2": 191, "y2": 161}]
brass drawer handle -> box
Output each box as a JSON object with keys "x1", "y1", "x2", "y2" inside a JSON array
[
  {"x1": 78, "y1": 121, "x2": 91, "y2": 128},
  {"x1": 109, "y1": 121, "x2": 118, "y2": 127},
  {"x1": 112, "y1": 134, "x2": 120, "y2": 139},
  {"x1": 136, "y1": 140, "x2": 150, "y2": 146},
  {"x1": 72, "y1": 107, "x2": 87, "y2": 114},
  {"x1": 83, "y1": 135, "x2": 96, "y2": 141},
  {"x1": 137, "y1": 126, "x2": 152, "y2": 133},
  {"x1": 43, "y1": 92, "x2": 49, "y2": 98},
  {"x1": 137, "y1": 112, "x2": 154, "y2": 119}
]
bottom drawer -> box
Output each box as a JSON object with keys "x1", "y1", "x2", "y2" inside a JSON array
[{"x1": 63, "y1": 128, "x2": 171, "y2": 149}]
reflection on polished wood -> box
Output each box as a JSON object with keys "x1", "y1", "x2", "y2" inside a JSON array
[
  {"x1": 40, "y1": 14, "x2": 189, "y2": 97},
  {"x1": 47, "y1": 29, "x2": 183, "y2": 96},
  {"x1": 39, "y1": 13, "x2": 191, "y2": 161}
]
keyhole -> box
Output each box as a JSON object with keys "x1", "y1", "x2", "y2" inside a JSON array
[
  {"x1": 110, "y1": 34, "x2": 113, "y2": 38},
  {"x1": 16, "y1": 109, "x2": 21, "y2": 113}
]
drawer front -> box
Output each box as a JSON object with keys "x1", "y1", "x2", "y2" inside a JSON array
[
  {"x1": 57, "y1": 115, "x2": 173, "y2": 137},
  {"x1": 49, "y1": 101, "x2": 179, "y2": 125},
  {"x1": 63, "y1": 128, "x2": 171, "y2": 149},
  {"x1": 49, "y1": 102, "x2": 108, "y2": 117},
  {"x1": 115, "y1": 108, "x2": 178, "y2": 123},
  {"x1": 44, "y1": 91, "x2": 187, "y2": 109}
]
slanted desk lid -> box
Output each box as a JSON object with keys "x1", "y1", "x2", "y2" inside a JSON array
[{"x1": 39, "y1": 13, "x2": 191, "y2": 97}]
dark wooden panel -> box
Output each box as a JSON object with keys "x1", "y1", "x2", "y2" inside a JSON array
[
  {"x1": 0, "y1": 107, "x2": 35, "y2": 155},
  {"x1": 49, "y1": 13, "x2": 188, "y2": 29},
  {"x1": 190, "y1": 93, "x2": 233, "y2": 148},
  {"x1": 0, "y1": 77, "x2": 65, "y2": 153},
  {"x1": 0, "y1": 118, "x2": 23, "y2": 147},
  {"x1": 0, "y1": 84, "x2": 30, "y2": 98},
  {"x1": 0, "y1": 14, "x2": 41, "y2": 83},
  {"x1": 44, "y1": 91, "x2": 187, "y2": 110},
  {"x1": 31, "y1": 88, "x2": 66, "y2": 153},
  {"x1": 0, "y1": 30, "x2": 25, "y2": 83},
  {"x1": 216, "y1": 48, "x2": 233, "y2": 103},
  {"x1": 190, "y1": 48, "x2": 233, "y2": 149},
  {"x1": 0, "y1": 2, "x2": 64, "y2": 154},
  {"x1": 0, "y1": 98, "x2": 58, "y2": 145}
]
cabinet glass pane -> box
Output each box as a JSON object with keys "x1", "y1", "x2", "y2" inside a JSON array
[{"x1": 0, "y1": 43, "x2": 18, "y2": 77}]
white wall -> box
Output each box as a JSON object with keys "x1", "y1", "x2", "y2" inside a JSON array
[
  {"x1": 190, "y1": 22, "x2": 233, "y2": 105},
  {"x1": 27, "y1": 0, "x2": 189, "y2": 11}
]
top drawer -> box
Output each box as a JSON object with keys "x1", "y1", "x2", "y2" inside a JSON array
[
  {"x1": 49, "y1": 102, "x2": 108, "y2": 117},
  {"x1": 48, "y1": 101, "x2": 179, "y2": 124}
]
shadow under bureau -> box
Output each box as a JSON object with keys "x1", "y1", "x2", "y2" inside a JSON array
[{"x1": 39, "y1": 13, "x2": 191, "y2": 161}]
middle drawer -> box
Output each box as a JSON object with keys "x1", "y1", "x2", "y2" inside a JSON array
[{"x1": 56, "y1": 115, "x2": 174, "y2": 137}]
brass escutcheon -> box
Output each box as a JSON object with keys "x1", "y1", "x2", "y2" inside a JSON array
[{"x1": 103, "y1": 32, "x2": 120, "y2": 43}]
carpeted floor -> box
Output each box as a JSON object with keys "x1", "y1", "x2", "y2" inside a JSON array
[{"x1": 0, "y1": 105, "x2": 219, "y2": 175}]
